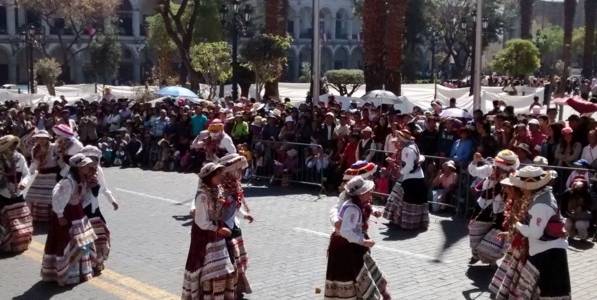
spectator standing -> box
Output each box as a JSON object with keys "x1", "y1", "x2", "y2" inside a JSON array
[{"x1": 78, "y1": 109, "x2": 98, "y2": 146}]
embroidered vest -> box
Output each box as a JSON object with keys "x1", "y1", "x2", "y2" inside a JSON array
[
  {"x1": 358, "y1": 139, "x2": 373, "y2": 160},
  {"x1": 401, "y1": 143, "x2": 421, "y2": 174},
  {"x1": 529, "y1": 190, "x2": 566, "y2": 241}
]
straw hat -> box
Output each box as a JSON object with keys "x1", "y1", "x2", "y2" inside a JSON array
[
  {"x1": 198, "y1": 162, "x2": 225, "y2": 179},
  {"x1": 343, "y1": 161, "x2": 378, "y2": 180},
  {"x1": 493, "y1": 149, "x2": 520, "y2": 171},
  {"x1": 251, "y1": 116, "x2": 264, "y2": 126},
  {"x1": 80, "y1": 145, "x2": 102, "y2": 159},
  {"x1": 32, "y1": 130, "x2": 52, "y2": 139},
  {"x1": 442, "y1": 160, "x2": 457, "y2": 171},
  {"x1": 69, "y1": 153, "x2": 93, "y2": 168},
  {"x1": 507, "y1": 166, "x2": 551, "y2": 190},
  {"x1": 53, "y1": 124, "x2": 75, "y2": 139},
  {"x1": 344, "y1": 176, "x2": 375, "y2": 196},
  {"x1": 250, "y1": 103, "x2": 265, "y2": 113},
  {"x1": 0, "y1": 135, "x2": 19, "y2": 152},
  {"x1": 393, "y1": 129, "x2": 414, "y2": 142},
  {"x1": 514, "y1": 143, "x2": 532, "y2": 155},
  {"x1": 218, "y1": 153, "x2": 248, "y2": 173}
]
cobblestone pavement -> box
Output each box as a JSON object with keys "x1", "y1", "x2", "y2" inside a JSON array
[{"x1": 1, "y1": 168, "x2": 595, "y2": 300}]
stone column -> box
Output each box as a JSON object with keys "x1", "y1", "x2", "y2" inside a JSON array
[
  {"x1": 133, "y1": 10, "x2": 140, "y2": 37},
  {"x1": 17, "y1": 8, "x2": 25, "y2": 27},
  {"x1": 330, "y1": 17, "x2": 336, "y2": 40},
  {"x1": 74, "y1": 54, "x2": 84, "y2": 83},
  {"x1": 7, "y1": 5, "x2": 16, "y2": 35}
]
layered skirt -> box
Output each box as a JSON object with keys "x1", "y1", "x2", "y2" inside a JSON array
[
  {"x1": 383, "y1": 178, "x2": 429, "y2": 229},
  {"x1": 0, "y1": 195, "x2": 33, "y2": 253},
  {"x1": 469, "y1": 207, "x2": 507, "y2": 264},
  {"x1": 182, "y1": 223, "x2": 237, "y2": 300},
  {"x1": 226, "y1": 225, "x2": 251, "y2": 295},
  {"x1": 489, "y1": 236, "x2": 571, "y2": 300},
  {"x1": 83, "y1": 205, "x2": 110, "y2": 272},
  {"x1": 25, "y1": 168, "x2": 59, "y2": 222},
  {"x1": 324, "y1": 233, "x2": 391, "y2": 300},
  {"x1": 41, "y1": 204, "x2": 98, "y2": 286}
]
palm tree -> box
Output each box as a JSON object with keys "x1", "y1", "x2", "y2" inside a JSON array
[
  {"x1": 519, "y1": 0, "x2": 535, "y2": 39},
  {"x1": 582, "y1": 0, "x2": 597, "y2": 78},
  {"x1": 563, "y1": 0, "x2": 577, "y2": 78},
  {"x1": 264, "y1": 0, "x2": 287, "y2": 99},
  {"x1": 363, "y1": 0, "x2": 386, "y2": 91},
  {"x1": 385, "y1": 0, "x2": 408, "y2": 95}
]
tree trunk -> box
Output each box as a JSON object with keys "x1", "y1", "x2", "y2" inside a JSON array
[
  {"x1": 363, "y1": 0, "x2": 385, "y2": 91},
  {"x1": 563, "y1": 0, "x2": 577, "y2": 79},
  {"x1": 582, "y1": 0, "x2": 597, "y2": 78},
  {"x1": 520, "y1": 0, "x2": 535, "y2": 40},
  {"x1": 385, "y1": 0, "x2": 407, "y2": 96},
  {"x1": 263, "y1": 0, "x2": 287, "y2": 100}
]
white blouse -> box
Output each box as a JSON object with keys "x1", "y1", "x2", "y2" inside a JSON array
[
  {"x1": 0, "y1": 152, "x2": 30, "y2": 199},
  {"x1": 52, "y1": 176, "x2": 85, "y2": 218},
  {"x1": 338, "y1": 201, "x2": 365, "y2": 245},
  {"x1": 82, "y1": 166, "x2": 117, "y2": 213},
  {"x1": 29, "y1": 144, "x2": 58, "y2": 174},
  {"x1": 57, "y1": 139, "x2": 84, "y2": 177},
  {"x1": 468, "y1": 164, "x2": 504, "y2": 214},
  {"x1": 193, "y1": 192, "x2": 219, "y2": 232}
]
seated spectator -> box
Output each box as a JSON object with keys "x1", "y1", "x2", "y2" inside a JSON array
[
  {"x1": 555, "y1": 127, "x2": 582, "y2": 167},
  {"x1": 431, "y1": 160, "x2": 459, "y2": 211},
  {"x1": 514, "y1": 143, "x2": 533, "y2": 165},
  {"x1": 561, "y1": 177, "x2": 593, "y2": 240},
  {"x1": 449, "y1": 126, "x2": 474, "y2": 166}
]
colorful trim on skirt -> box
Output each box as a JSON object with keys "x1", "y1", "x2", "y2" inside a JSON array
[
  {"x1": 25, "y1": 172, "x2": 56, "y2": 221},
  {"x1": 516, "y1": 248, "x2": 571, "y2": 300},
  {"x1": 475, "y1": 229, "x2": 507, "y2": 263},
  {"x1": 393, "y1": 200, "x2": 429, "y2": 230},
  {"x1": 182, "y1": 224, "x2": 237, "y2": 300},
  {"x1": 382, "y1": 182, "x2": 403, "y2": 224},
  {"x1": 324, "y1": 234, "x2": 391, "y2": 300},
  {"x1": 89, "y1": 216, "x2": 110, "y2": 271},
  {"x1": 0, "y1": 199, "x2": 33, "y2": 253},
  {"x1": 41, "y1": 205, "x2": 98, "y2": 286},
  {"x1": 227, "y1": 225, "x2": 251, "y2": 295}
]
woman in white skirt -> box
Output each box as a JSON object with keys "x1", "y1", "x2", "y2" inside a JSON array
[{"x1": 25, "y1": 130, "x2": 59, "y2": 222}]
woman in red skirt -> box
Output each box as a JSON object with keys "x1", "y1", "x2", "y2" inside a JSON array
[
  {"x1": 325, "y1": 176, "x2": 391, "y2": 300},
  {"x1": 0, "y1": 135, "x2": 33, "y2": 253},
  {"x1": 182, "y1": 162, "x2": 238, "y2": 300},
  {"x1": 41, "y1": 153, "x2": 98, "y2": 286}
]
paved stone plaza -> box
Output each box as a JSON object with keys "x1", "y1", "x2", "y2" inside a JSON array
[{"x1": 1, "y1": 168, "x2": 595, "y2": 300}]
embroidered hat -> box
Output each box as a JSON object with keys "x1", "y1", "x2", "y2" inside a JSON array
[
  {"x1": 53, "y1": 124, "x2": 75, "y2": 139},
  {"x1": 493, "y1": 149, "x2": 520, "y2": 171},
  {"x1": 0, "y1": 135, "x2": 19, "y2": 152},
  {"x1": 207, "y1": 119, "x2": 224, "y2": 132},
  {"x1": 32, "y1": 130, "x2": 52, "y2": 139},
  {"x1": 69, "y1": 153, "x2": 93, "y2": 167},
  {"x1": 218, "y1": 153, "x2": 248, "y2": 173},
  {"x1": 80, "y1": 145, "x2": 102, "y2": 159},
  {"x1": 343, "y1": 161, "x2": 378, "y2": 180},
  {"x1": 344, "y1": 176, "x2": 375, "y2": 196},
  {"x1": 198, "y1": 162, "x2": 225, "y2": 179},
  {"x1": 508, "y1": 166, "x2": 551, "y2": 190}
]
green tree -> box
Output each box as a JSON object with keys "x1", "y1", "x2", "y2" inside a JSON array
[
  {"x1": 34, "y1": 58, "x2": 62, "y2": 96},
  {"x1": 240, "y1": 34, "x2": 292, "y2": 101},
  {"x1": 571, "y1": 27, "x2": 585, "y2": 60},
  {"x1": 490, "y1": 39, "x2": 540, "y2": 78},
  {"x1": 325, "y1": 69, "x2": 365, "y2": 96},
  {"x1": 298, "y1": 62, "x2": 311, "y2": 83},
  {"x1": 535, "y1": 26, "x2": 564, "y2": 69},
  {"x1": 191, "y1": 42, "x2": 232, "y2": 100},
  {"x1": 88, "y1": 28, "x2": 121, "y2": 85}
]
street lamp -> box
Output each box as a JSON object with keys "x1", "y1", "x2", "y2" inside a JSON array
[
  {"x1": 19, "y1": 25, "x2": 45, "y2": 94},
  {"x1": 461, "y1": 10, "x2": 488, "y2": 97},
  {"x1": 219, "y1": 1, "x2": 253, "y2": 101},
  {"x1": 428, "y1": 29, "x2": 440, "y2": 98}
]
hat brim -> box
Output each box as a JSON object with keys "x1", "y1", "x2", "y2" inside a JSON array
[
  {"x1": 222, "y1": 156, "x2": 249, "y2": 173},
  {"x1": 509, "y1": 171, "x2": 551, "y2": 190},
  {"x1": 33, "y1": 133, "x2": 52, "y2": 139},
  {"x1": 344, "y1": 180, "x2": 375, "y2": 195},
  {"x1": 199, "y1": 164, "x2": 225, "y2": 179},
  {"x1": 343, "y1": 164, "x2": 378, "y2": 181}
]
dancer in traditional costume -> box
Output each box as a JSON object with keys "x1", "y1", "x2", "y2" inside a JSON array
[
  {"x1": 467, "y1": 150, "x2": 519, "y2": 266},
  {"x1": 53, "y1": 124, "x2": 84, "y2": 180},
  {"x1": 383, "y1": 129, "x2": 428, "y2": 229},
  {"x1": 80, "y1": 145, "x2": 119, "y2": 273},
  {"x1": 325, "y1": 176, "x2": 391, "y2": 300},
  {"x1": 182, "y1": 163, "x2": 238, "y2": 300},
  {"x1": 219, "y1": 153, "x2": 254, "y2": 297},
  {"x1": 0, "y1": 135, "x2": 33, "y2": 253},
  {"x1": 489, "y1": 166, "x2": 571, "y2": 299},
  {"x1": 190, "y1": 119, "x2": 236, "y2": 163},
  {"x1": 330, "y1": 161, "x2": 379, "y2": 230},
  {"x1": 41, "y1": 154, "x2": 98, "y2": 286},
  {"x1": 25, "y1": 130, "x2": 59, "y2": 222}
]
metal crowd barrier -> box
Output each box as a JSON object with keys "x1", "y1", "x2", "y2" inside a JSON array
[{"x1": 248, "y1": 139, "x2": 327, "y2": 195}]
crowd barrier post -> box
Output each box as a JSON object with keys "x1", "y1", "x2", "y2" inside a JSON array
[{"x1": 248, "y1": 139, "x2": 327, "y2": 196}]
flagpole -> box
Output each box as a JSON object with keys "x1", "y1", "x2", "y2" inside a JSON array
[
  {"x1": 312, "y1": 0, "x2": 321, "y2": 102},
  {"x1": 473, "y1": 0, "x2": 483, "y2": 111}
]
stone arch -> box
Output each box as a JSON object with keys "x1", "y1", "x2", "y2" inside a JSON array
[
  {"x1": 321, "y1": 46, "x2": 333, "y2": 73},
  {"x1": 335, "y1": 8, "x2": 350, "y2": 40},
  {"x1": 350, "y1": 47, "x2": 363, "y2": 69},
  {"x1": 334, "y1": 46, "x2": 349, "y2": 70},
  {"x1": 299, "y1": 6, "x2": 312, "y2": 38}
]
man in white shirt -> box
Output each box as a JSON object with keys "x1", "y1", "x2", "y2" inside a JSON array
[
  {"x1": 355, "y1": 126, "x2": 376, "y2": 162},
  {"x1": 105, "y1": 107, "x2": 122, "y2": 133},
  {"x1": 581, "y1": 130, "x2": 597, "y2": 164}
]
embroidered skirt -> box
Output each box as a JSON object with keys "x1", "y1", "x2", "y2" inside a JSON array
[
  {"x1": 83, "y1": 205, "x2": 110, "y2": 272},
  {"x1": 489, "y1": 234, "x2": 528, "y2": 299},
  {"x1": 182, "y1": 223, "x2": 237, "y2": 300},
  {"x1": 226, "y1": 225, "x2": 251, "y2": 295},
  {"x1": 324, "y1": 233, "x2": 391, "y2": 300},
  {"x1": 0, "y1": 196, "x2": 33, "y2": 253},
  {"x1": 384, "y1": 179, "x2": 429, "y2": 229},
  {"x1": 382, "y1": 182, "x2": 403, "y2": 224},
  {"x1": 41, "y1": 204, "x2": 98, "y2": 286},
  {"x1": 25, "y1": 171, "x2": 58, "y2": 222},
  {"x1": 516, "y1": 248, "x2": 571, "y2": 300}
]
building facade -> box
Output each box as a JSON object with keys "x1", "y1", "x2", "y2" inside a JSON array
[{"x1": 0, "y1": 0, "x2": 363, "y2": 86}]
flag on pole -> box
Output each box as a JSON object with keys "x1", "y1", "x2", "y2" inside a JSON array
[
  {"x1": 357, "y1": 32, "x2": 362, "y2": 42},
  {"x1": 320, "y1": 28, "x2": 327, "y2": 42}
]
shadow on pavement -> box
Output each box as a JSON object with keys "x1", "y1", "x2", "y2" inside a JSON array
[
  {"x1": 172, "y1": 215, "x2": 193, "y2": 227},
  {"x1": 462, "y1": 265, "x2": 496, "y2": 300},
  {"x1": 12, "y1": 280, "x2": 74, "y2": 300},
  {"x1": 243, "y1": 185, "x2": 323, "y2": 198},
  {"x1": 378, "y1": 224, "x2": 422, "y2": 241},
  {"x1": 32, "y1": 222, "x2": 49, "y2": 236},
  {"x1": 568, "y1": 239, "x2": 595, "y2": 251}
]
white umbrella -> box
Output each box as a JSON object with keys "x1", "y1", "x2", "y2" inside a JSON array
[{"x1": 360, "y1": 90, "x2": 402, "y2": 105}]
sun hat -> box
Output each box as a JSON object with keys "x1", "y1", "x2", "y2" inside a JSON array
[
  {"x1": 325, "y1": 112, "x2": 335, "y2": 118},
  {"x1": 218, "y1": 153, "x2": 248, "y2": 173},
  {"x1": 394, "y1": 129, "x2": 415, "y2": 142},
  {"x1": 69, "y1": 153, "x2": 93, "y2": 168},
  {"x1": 362, "y1": 126, "x2": 373, "y2": 133},
  {"x1": 234, "y1": 112, "x2": 243, "y2": 118},
  {"x1": 207, "y1": 119, "x2": 224, "y2": 132},
  {"x1": 284, "y1": 116, "x2": 294, "y2": 123},
  {"x1": 32, "y1": 130, "x2": 52, "y2": 139},
  {"x1": 573, "y1": 159, "x2": 590, "y2": 168},
  {"x1": 53, "y1": 124, "x2": 75, "y2": 139},
  {"x1": 514, "y1": 143, "x2": 532, "y2": 155},
  {"x1": 344, "y1": 176, "x2": 375, "y2": 196},
  {"x1": 533, "y1": 156, "x2": 548, "y2": 166},
  {"x1": 442, "y1": 160, "x2": 457, "y2": 171},
  {"x1": 80, "y1": 145, "x2": 102, "y2": 159},
  {"x1": 493, "y1": 149, "x2": 520, "y2": 171},
  {"x1": 198, "y1": 162, "x2": 225, "y2": 179},
  {"x1": 251, "y1": 116, "x2": 264, "y2": 126},
  {"x1": 508, "y1": 166, "x2": 551, "y2": 190},
  {"x1": 250, "y1": 103, "x2": 265, "y2": 113},
  {"x1": 343, "y1": 161, "x2": 378, "y2": 180},
  {"x1": 0, "y1": 135, "x2": 19, "y2": 152}
]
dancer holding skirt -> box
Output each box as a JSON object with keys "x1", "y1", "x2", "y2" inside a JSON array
[{"x1": 25, "y1": 130, "x2": 59, "y2": 222}]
